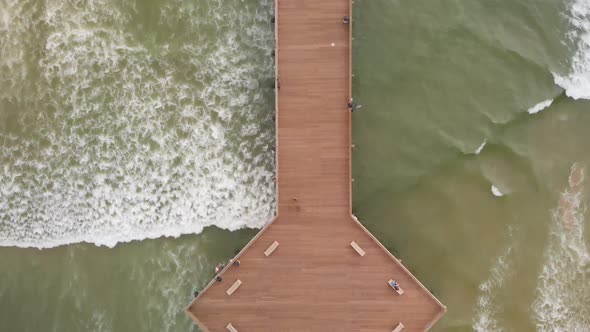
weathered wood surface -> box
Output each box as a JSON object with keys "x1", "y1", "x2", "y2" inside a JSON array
[{"x1": 185, "y1": 0, "x2": 446, "y2": 330}]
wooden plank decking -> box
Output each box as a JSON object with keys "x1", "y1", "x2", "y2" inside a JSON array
[{"x1": 185, "y1": 0, "x2": 446, "y2": 331}]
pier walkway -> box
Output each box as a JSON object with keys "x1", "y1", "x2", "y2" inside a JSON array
[{"x1": 185, "y1": 1, "x2": 446, "y2": 331}]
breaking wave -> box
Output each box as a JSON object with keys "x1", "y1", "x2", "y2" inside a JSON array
[
  {"x1": 474, "y1": 140, "x2": 486, "y2": 155},
  {"x1": 554, "y1": 0, "x2": 590, "y2": 100},
  {"x1": 491, "y1": 185, "x2": 504, "y2": 197},
  {"x1": 527, "y1": 99, "x2": 554, "y2": 114},
  {"x1": 0, "y1": 0, "x2": 276, "y2": 248}
]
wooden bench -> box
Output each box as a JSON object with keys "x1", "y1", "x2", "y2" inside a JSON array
[
  {"x1": 265, "y1": 241, "x2": 279, "y2": 256},
  {"x1": 226, "y1": 279, "x2": 242, "y2": 295},
  {"x1": 226, "y1": 323, "x2": 238, "y2": 332},
  {"x1": 392, "y1": 322, "x2": 404, "y2": 332},
  {"x1": 350, "y1": 241, "x2": 365, "y2": 256},
  {"x1": 388, "y1": 279, "x2": 404, "y2": 295}
]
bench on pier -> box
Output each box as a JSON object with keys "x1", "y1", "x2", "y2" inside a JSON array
[
  {"x1": 392, "y1": 322, "x2": 404, "y2": 332},
  {"x1": 350, "y1": 241, "x2": 365, "y2": 256},
  {"x1": 388, "y1": 279, "x2": 404, "y2": 295},
  {"x1": 226, "y1": 323, "x2": 238, "y2": 332},
  {"x1": 265, "y1": 241, "x2": 279, "y2": 256},
  {"x1": 226, "y1": 279, "x2": 242, "y2": 296}
]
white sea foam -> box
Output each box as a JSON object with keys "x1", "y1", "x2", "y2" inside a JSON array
[
  {"x1": 473, "y1": 229, "x2": 516, "y2": 332},
  {"x1": 554, "y1": 0, "x2": 590, "y2": 100},
  {"x1": 87, "y1": 310, "x2": 112, "y2": 332},
  {"x1": 532, "y1": 163, "x2": 590, "y2": 331},
  {"x1": 0, "y1": 0, "x2": 276, "y2": 248},
  {"x1": 491, "y1": 185, "x2": 504, "y2": 197},
  {"x1": 475, "y1": 140, "x2": 487, "y2": 155},
  {"x1": 527, "y1": 99, "x2": 554, "y2": 114}
]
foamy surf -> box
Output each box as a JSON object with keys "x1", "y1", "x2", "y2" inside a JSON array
[
  {"x1": 527, "y1": 99, "x2": 554, "y2": 114},
  {"x1": 491, "y1": 185, "x2": 504, "y2": 197},
  {"x1": 0, "y1": 0, "x2": 276, "y2": 248},
  {"x1": 553, "y1": 0, "x2": 590, "y2": 100},
  {"x1": 475, "y1": 140, "x2": 487, "y2": 155},
  {"x1": 532, "y1": 163, "x2": 590, "y2": 331},
  {"x1": 473, "y1": 229, "x2": 516, "y2": 332}
]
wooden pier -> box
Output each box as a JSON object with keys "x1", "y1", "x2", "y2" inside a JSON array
[{"x1": 185, "y1": 0, "x2": 446, "y2": 330}]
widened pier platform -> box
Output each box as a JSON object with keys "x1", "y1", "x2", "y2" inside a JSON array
[{"x1": 185, "y1": 1, "x2": 446, "y2": 330}]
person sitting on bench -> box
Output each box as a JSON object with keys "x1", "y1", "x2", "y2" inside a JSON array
[{"x1": 389, "y1": 280, "x2": 400, "y2": 291}]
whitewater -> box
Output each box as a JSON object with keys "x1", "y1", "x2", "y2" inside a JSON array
[
  {"x1": 532, "y1": 163, "x2": 590, "y2": 331},
  {"x1": 473, "y1": 228, "x2": 517, "y2": 332},
  {"x1": 0, "y1": 0, "x2": 276, "y2": 248},
  {"x1": 554, "y1": 0, "x2": 590, "y2": 100}
]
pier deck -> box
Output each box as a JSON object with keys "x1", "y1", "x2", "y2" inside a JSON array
[{"x1": 185, "y1": 0, "x2": 446, "y2": 331}]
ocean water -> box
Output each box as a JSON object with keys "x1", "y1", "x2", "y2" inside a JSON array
[
  {"x1": 1, "y1": 0, "x2": 589, "y2": 331},
  {"x1": 0, "y1": 0, "x2": 276, "y2": 248}
]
